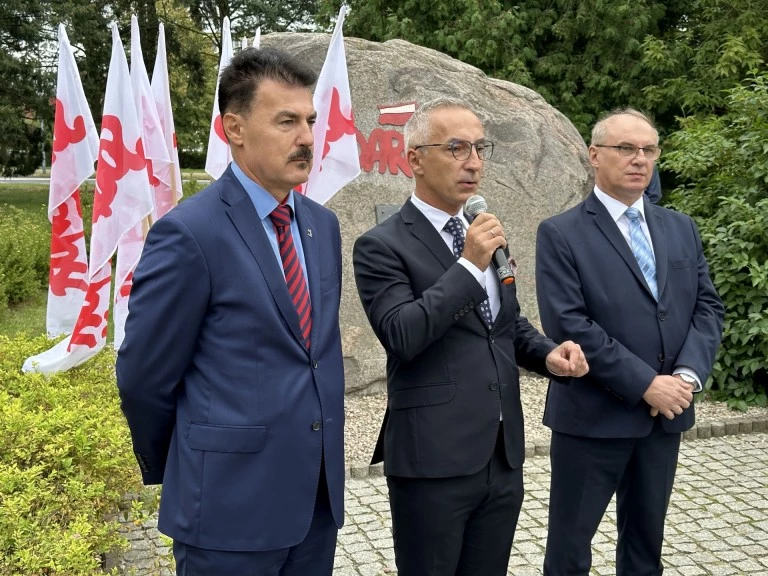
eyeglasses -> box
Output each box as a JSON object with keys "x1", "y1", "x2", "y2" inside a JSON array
[
  {"x1": 594, "y1": 144, "x2": 662, "y2": 161},
  {"x1": 413, "y1": 139, "x2": 494, "y2": 161}
]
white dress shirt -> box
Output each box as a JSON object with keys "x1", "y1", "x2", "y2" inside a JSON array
[{"x1": 410, "y1": 194, "x2": 501, "y2": 321}]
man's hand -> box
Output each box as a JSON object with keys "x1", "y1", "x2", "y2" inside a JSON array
[
  {"x1": 546, "y1": 341, "x2": 589, "y2": 378},
  {"x1": 644, "y1": 375, "x2": 693, "y2": 419},
  {"x1": 463, "y1": 213, "x2": 507, "y2": 271}
]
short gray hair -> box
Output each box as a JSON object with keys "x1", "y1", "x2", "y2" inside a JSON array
[
  {"x1": 404, "y1": 97, "x2": 477, "y2": 152},
  {"x1": 591, "y1": 108, "x2": 657, "y2": 146}
]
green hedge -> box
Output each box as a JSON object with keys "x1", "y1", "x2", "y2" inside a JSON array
[
  {"x1": 0, "y1": 205, "x2": 50, "y2": 313},
  {"x1": 665, "y1": 72, "x2": 768, "y2": 409},
  {"x1": 0, "y1": 335, "x2": 147, "y2": 575}
]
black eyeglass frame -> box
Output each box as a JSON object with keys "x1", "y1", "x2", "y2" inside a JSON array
[
  {"x1": 594, "y1": 144, "x2": 662, "y2": 160},
  {"x1": 413, "y1": 139, "x2": 495, "y2": 161}
]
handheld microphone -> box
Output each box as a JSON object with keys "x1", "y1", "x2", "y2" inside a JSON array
[{"x1": 464, "y1": 195, "x2": 515, "y2": 285}]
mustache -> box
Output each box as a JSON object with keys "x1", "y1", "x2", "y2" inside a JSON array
[{"x1": 288, "y1": 146, "x2": 313, "y2": 162}]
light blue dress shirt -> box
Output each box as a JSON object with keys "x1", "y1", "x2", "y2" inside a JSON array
[{"x1": 231, "y1": 161, "x2": 309, "y2": 283}]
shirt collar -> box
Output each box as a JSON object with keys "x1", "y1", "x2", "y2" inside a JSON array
[
  {"x1": 593, "y1": 186, "x2": 646, "y2": 224},
  {"x1": 410, "y1": 193, "x2": 468, "y2": 231},
  {"x1": 231, "y1": 160, "x2": 297, "y2": 220}
]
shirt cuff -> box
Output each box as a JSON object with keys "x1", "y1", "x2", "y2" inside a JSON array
[
  {"x1": 674, "y1": 366, "x2": 703, "y2": 393},
  {"x1": 458, "y1": 257, "x2": 486, "y2": 288}
]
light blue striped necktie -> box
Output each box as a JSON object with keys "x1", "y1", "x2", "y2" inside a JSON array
[{"x1": 625, "y1": 207, "x2": 658, "y2": 300}]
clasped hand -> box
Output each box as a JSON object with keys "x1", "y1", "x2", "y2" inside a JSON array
[{"x1": 644, "y1": 375, "x2": 694, "y2": 419}]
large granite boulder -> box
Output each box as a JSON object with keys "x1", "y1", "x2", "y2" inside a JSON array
[{"x1": 261, "y1": 33, "x2": 592, "y2": 394}]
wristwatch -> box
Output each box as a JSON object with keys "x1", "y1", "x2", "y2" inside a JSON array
[{"x1": 678, "y1": 373, "x2": 697, "y2": 388}]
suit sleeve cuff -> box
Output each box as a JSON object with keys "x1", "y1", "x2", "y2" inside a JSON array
[
  {"x1": 458, "y1": 257, "x2": 486, "y2": 289},
  {"x1": 674, "y1": 366, "x2": 703, "y2": 393}
]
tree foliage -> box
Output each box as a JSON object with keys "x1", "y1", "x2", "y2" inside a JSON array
[
  {"x1": 0, "y1": 0, "x2": 218, "y2": 173},
  {"x1": 0, "y1": 0, "x2": 50, "y2": 175},
  {"x1": 183, "y1": 0, "x2": 321, "y2": 54},
  {"x1": 332, "y1": 0, "x2": 688, "y2": 136},
  {"x1": 641, "y1": 0, "x2": 768, "y2": 126},
  {"x1": 663, "y1": 73, "x2": 768, "y2": 409}
]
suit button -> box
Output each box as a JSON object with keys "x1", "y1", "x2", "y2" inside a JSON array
[
  {"x1": 313, "y1": 360, "x2": 319, "y2": 369},
  {"x1": 311, "y1": 421, "x2": 322, "y2": 431},
  {"x1": 454, "y1": 313, "x2": 460, "y2": 320},
  {"x1": 658, "y1": 312, "x2": 667, "y2": 321},
  {"x1": 464, "y1": 305, "x2": 470, "y2": 312},
  {"x1": 658, "y1": 353, "x2": 665, "y2": 362},
  {"x1": 469, "y1": 302, "x2": 475, "y2": 308},
  {"x1": 489, "y1": 382, "x2": 498, "y2": 391},
  {"x1": 459, "y1": 310, "x2": 465, "y2": 316}
]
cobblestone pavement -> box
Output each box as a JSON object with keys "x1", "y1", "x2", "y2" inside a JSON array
[{"x1": 116, "y1": 433, "x2": 768, "y2": 575}]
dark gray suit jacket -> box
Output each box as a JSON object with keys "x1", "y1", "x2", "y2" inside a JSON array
[{"x1": 354, "y1": 198, "x2": 556, "y2": 478}]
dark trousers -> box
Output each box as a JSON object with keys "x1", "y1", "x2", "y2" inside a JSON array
[
  {"x1": 174, "y1": 466, "x2": 337, "y2": 576},
  {"x1": 387, "y1": 423, "x2": 524, "y2": 576},
  {"x1": 544, "y1": 418, "x2": 681, "y2": 576}
]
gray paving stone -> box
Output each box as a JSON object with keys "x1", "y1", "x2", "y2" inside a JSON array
[{"x1": 113, "y1": 433, "x2": 768, "y2": 575}]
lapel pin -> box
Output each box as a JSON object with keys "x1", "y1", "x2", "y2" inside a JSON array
[{"x1": 307, "y1": 228, "x2": 313, "y2": 238}]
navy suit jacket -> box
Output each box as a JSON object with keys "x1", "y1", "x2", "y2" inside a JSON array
[
  {"x1": 354, "y1": 199, "x2": 556, "y2": 478},
  {"x1": 116, "y1": 167, "x2": 345, "y2": 551},
  {"x1": 535, "y1": 192, "x2": 723, "y2": 437}
]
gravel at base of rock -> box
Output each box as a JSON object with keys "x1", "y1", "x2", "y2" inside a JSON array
[{"x1": 343, "y1": 373, "x2": 768, "y2": 466}]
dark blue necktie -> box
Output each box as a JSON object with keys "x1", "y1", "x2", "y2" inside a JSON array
[{"x1": 444, "y1": 217, "x2": 493, "y2": 326}]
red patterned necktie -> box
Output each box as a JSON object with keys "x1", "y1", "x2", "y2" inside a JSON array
[{"x1": 270, "y1": 204, "x2": 312, "y2": 349}]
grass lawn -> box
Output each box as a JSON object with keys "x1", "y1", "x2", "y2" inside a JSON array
[
  {"x1": 0, "y1": 184, "x2": 49, "y2": 214},
  {"x1": 0, "y1": 289, "x2": 46, "y2": 338}
]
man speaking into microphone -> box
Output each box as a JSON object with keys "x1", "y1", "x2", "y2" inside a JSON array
[{"x1": 353, "y1": 97, "x2": 589, "y2": 576}]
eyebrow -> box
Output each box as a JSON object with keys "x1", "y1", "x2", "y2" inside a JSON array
[
  {"x1": 615, "y1": 141, "x2": 658, "y2": 147},
  {"x1": 276, "y1": 110, "x2": 317, "y2": 121}
]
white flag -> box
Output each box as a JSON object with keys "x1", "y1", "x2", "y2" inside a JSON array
[
  {"x1": 302, "y1": 6, "x2": 360, "y2": 205},
  {"x1": 45, "y1": 24, "x2": 99, "y2": 338},
  {"x1": 204, "y1": 17, "x2": 233, "y2": 180},
  {"x1": 112, "y1": 15, "x2": 168, "y2": 350},
  {"x1": 151, "y1": 22, "x2": 183, "y2": 214},
  {"x1": 24, "y1": 24, "x2": 153, "y2": 373}
]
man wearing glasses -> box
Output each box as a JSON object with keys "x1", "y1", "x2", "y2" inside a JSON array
[
  {"x1": 353, "y1": 97, "x2": 588, "y2": 575},
  {"x1": 536, "y1": 108, "x2": 723, "y2": 575}
]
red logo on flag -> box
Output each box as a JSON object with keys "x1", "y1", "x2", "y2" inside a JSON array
[
  {"x1": 94, "y1": 115, "x2": 149, "y2": 222},
  {"x1": 213, "y1": 115, "x2": 227, "y2": 144},
  {"x1": 323, "y1": 88, "x2": 356, "y2": 160},
  {"x1": 67, "y1": 272, "x2": 112, "y2": 350},
  {"x1": 118, "y1": 271, "x2": 133, "y2": 298},
  {"x1": 52, "y1": 98, "x2": 87, "y2": 164},
  {"x1": 49, "y1": 199, "x2": 88, "y2": 295}
]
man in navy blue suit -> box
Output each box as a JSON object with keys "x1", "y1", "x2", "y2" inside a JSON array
[
  {"x1": 117, "y1": 48, "x2": 345, "y2": 575},
  {"x1": 536, "y1": 108, "x2": 724, "y2": 575}
]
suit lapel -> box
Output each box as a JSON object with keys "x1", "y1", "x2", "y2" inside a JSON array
[
  {"x1": 587, "y1": 193, "x2": 657, "y2": 300},
  {"x1": 399, "y1": 199, "x2": 457, "y2": 271},
  {"x1": 220, "y1": 169, "x2": 309, "y2": 352},
  {"x1": 400, "y1": 199, "x2": 490, "y2": 330},
  {"x1": 645, "y1": 200, "x2": 668, "y2": 299},
  {"x1": 294, "y1": 195, "x2": 321, "y2": 353}
]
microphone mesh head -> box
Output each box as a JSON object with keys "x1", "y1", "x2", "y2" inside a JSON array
[{"x1": 464, "y1": 195, "x2": 487, "y2": 217}]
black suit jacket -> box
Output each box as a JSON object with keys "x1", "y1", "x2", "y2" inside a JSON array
[
  {"x1": 353, "y1": 199, "x2": 556, "y2": 478},
  {"x1": 535, "y1": 192, "x2": 724, "y2": 437}
]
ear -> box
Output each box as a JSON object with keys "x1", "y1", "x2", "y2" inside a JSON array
[
  {"x1": 407, "y1": 148, "x2": 424, "y2": 176},
  {"x1": 222, "y1": 112, "x2": 242, "y2": 146},
  {"x1": 588, "y1": 145, "x2": 599, "y2": 168}
]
